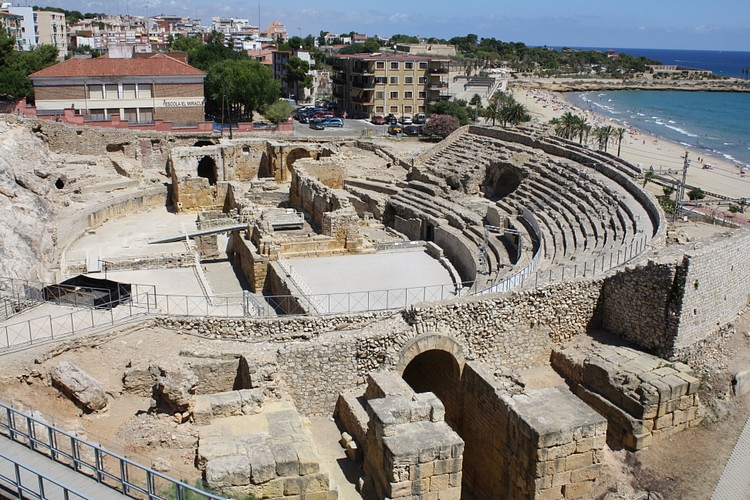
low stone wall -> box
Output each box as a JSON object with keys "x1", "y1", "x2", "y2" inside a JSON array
[
  {"x1": 227, "y1": 232, "x2": 267, "y2": 293},
  {"x1": 552, "y1": 342, "x2": 703, "y2": 451}
]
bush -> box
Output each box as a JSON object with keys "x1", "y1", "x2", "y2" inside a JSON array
[
  {"x1": 423, "y1": 114, "x2": 461, "y2": 140},
  {"x1": 264, "y1": 100, "x2": 293, "y2": 124}
]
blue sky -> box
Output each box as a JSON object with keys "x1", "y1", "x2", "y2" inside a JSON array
[{"x1": 32, "y1": 0, "x2": 750, "y2": 51}]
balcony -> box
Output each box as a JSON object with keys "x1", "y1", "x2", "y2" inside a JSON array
[
  {"x1": 352, "y1": 63, "x2": 375, "y2": 76},
  {"x1": 429, "y1": 82, "x2": 448, "y2": 90},
  {"x1": 352, "y1": 77, "x2": 375, "y2": 90},
  {"x1": 428, "y1": 66, "x2": 449, "y2": 74}
]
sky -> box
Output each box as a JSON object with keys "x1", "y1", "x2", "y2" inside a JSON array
[{"x1": 21, "y1": 0, "x2": 750, "y2": 51}]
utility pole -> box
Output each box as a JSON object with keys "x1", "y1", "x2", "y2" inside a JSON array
[{"x1": 674, "y1": 151, "x2": 690, "y2": 222}]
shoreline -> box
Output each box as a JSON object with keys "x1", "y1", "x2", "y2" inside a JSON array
[
  {"x1": 513, "y1": 78, "x2": 750, "y2": 94},
  {"x1": 508, "y1": 84, "x2": 750, "y2": 222}
]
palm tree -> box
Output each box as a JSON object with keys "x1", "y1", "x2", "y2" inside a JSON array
[
  {"x1": 483, "y1": 102, "x2": 500, "y2": 126},
  {"x1": 572, "y1": 116, "x2": 590, "y2": 144},
  {"x1": 500, "y1": 102, "x2": 530, "y2": 127},
  {"x1": 593, "y1": 125, "x2": 614, "y2": 152},
  {"x1": 614, "y1": 127, "x2": 626, "y2": 156}
]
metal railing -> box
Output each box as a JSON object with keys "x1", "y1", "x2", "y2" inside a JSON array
[
  {"x1": 0, "y1": 401, "x2": 226, "y2": 500},
  {"x1": 0, "y1": 451, "x2": 89, "y2": 500}
]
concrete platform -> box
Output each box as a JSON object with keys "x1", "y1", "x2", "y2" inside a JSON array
[{"x1": 288, "y1": 250, "x2": 454, "y2": 295}]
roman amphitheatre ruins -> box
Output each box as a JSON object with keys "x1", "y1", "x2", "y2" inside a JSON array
[{"x1": 1, "y1": 113, "x2": 749, "y2": 500}]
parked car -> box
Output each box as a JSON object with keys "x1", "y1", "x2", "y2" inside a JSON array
[
  {"x1": 387, "y1": 124, "x2": 403, "y2": 135},
  {"x1": 413, "y1": 113, "x2": 427, "y2": 124},
  {"x1": 371, "y1": 115, "x2": 386, "y2": 125},
  {"x1": 322, "y1": 117, "x2": 344, "y2": 128},
  {"x1": 403, "y1": 124, "x2": 423, "y2": 136},
  {"x1": 385, "y1": 114, "x2": 398, "y2": 125},
  {"x1": 309, "y1": 119, "x2": 326, "y2": 130},
  {"x1": 399, "y1": 115, "x2": 413, "y2": 125}
]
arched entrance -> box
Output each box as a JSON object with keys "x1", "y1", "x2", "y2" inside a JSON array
[
  {"x1": 396, "y1": 334, "x2": 466, "y2": 431},
  {"x1": 284, "y1": 148, "x2": 313, "y2": 181},
  {"x1": 197, "y1": 156, "x2": 218, "y2": 185},
  {"x1": 402, "y1": 349, "x2": 463, "y2": 430}
]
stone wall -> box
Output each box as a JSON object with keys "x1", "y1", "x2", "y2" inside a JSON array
[
  {"x1": 601, "y1": 229, "x2": 750, "y2": 358},
  {"x1": 552, "y1": 343, "x2": 703, "y2": 451},
  {"x1": 460, "y1": 363, "x2": 607, "y2": 499},
  {"x1": 675, "y1": 230, "x2": 750, "y2": 353},
  {"x1": 289, "y1": 164, "x2": 362, "y2": 247},
  {"x1": 227, "y1": 232, "x2": 267, "y2": 293},
  {"x1": 600, "y1": 260, "x2": 681, "y2": 356}
]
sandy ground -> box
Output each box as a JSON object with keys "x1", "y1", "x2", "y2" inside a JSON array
[{"x1": 508, "y1": 84, "x2": 750, "y2": 225}]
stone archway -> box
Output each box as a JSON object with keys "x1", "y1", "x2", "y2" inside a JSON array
[
  {"x1": 396, "y1": 333, "x2": 466, "y2": 431},
  {"x1": 284, "y1": 148, "x2": 313, "y2": 181}
]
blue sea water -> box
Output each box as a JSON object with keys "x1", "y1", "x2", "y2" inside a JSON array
[
  {"x1": 552, "y1": 48, "x2": 750, "y2": 168},
  {"x1": 564, "y1": 90, "x2": 750, "y2": 168}
]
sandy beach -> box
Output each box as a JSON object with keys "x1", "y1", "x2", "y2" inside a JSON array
[{"x1": 508, "y1": 84, "x2": 750, "y2": 219}]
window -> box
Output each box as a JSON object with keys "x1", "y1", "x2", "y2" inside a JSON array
[
  {"x1": 87, "y1": 108, "x2": 105, "y2": 120},
  {"x1": 389, "y1": 105, "x2": 398, "y2": 113},
  {"x1": 404, "y1": 76, "x2": 413, "y2": 84},
  {"x1": 375, "y1": 106, "x2": 384, "y2": 113},
  {"x1": 375, "y1": 91, "x2": 384, "y2": 99},
  {"x1": 418, "y1": 77, "x2": 427, "y2": 84},
  {"x1": 86, "y1": 85, "x2": 103, "y2": 100},
  {"x1": 122, "y1": 84, "x2": 136, "y2": 99},
  {"x1": 419, "y1": 61, "x2": 428, "y2": 69},
  {"x1": 389, "y1": 91, "x2": 399, "y2": 99},
  {"x1": 375, "y1": 76, "x2": 386, "y2": 84},
  {"x1": 138, "y1": 83, "x2": 153, "y2": 98},
  {"x1": 139, "y1": 108, "x2": 154, "y2": 123},
  {"x1": 105, "y1": 84, "x2": 119, "y2": 99},
  {"x1": 405, "y1": 62, "x2": 414, "y2": 70},
  {"x1": 404, "y1": 105, "x2": 413, "y2": 113},
  {"x1": 418, "y1": 91, "x2": 426, "y2": 99},
  {"x1": 389, "y1": 76, "x2": 398, "y2": 84},
  {"x1": 376, "y1": 61, "x2": 385, "y2": 69},
  {"x1": 390, "y1": 61, "x2": 399, "y2": 70},
  {"x1": 106, "y1": 108, "x2": 120, "y2": 119},
  {"x1": 404, "y1": 91, "x2": 413, "y2": 99},
  {"x1": 123, "y1": 108, "x2": 138, "y2": 122}
]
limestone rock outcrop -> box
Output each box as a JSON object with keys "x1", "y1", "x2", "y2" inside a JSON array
[{"x1": 0, "y1": 120, "x2": 58, "y2": 280}]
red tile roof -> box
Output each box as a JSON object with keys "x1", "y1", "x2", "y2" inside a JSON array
[{"x1": 30, "y1": 53, "x2": 206, "y2": 79}]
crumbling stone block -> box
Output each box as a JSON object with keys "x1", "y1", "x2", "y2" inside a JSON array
[{"x1": 49, "y1": 361, "x2": 107, "y2": 413}]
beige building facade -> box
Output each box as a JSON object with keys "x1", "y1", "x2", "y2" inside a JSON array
[
  {"x1": 332, "y1": 53, "x2": 450, "y2": 119},
  {"x1": 35, "y1": 10, "x2": 68, "y2": 58}
]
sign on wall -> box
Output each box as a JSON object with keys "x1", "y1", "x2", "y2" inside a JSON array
[{"x1": 161, "y1": 98, "x2": 205, "y2": 108}]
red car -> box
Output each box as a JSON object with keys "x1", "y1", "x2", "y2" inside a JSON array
[
  {"x1": 311, "y1": 111, "x2": 334, "y2": 119},
  {"x1": 371, "y1": 115, "x2": 386, "y2": 125}
]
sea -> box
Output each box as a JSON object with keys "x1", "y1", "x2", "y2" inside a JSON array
[{"x1": 557, "y1": 48, "x2": 750, "y2": 168}]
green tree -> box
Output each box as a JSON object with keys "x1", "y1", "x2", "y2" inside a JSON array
[
  {"x1": 169, "y1": 34, "x2": 203, "y2": 53},
  {"x1": 482, "y1": 102, "x2": 500, "y2": 126},
  {"x1": 0, "y1": 33, "x2": 58, "y2": 101},
  {"x1": 687, "y1": 188, "x2": 705, "y2": 201},
  {"x1": 264, "y1": 100, "x2": 293, "y2": 124},
  {"x1": 205, "y1": 59, "x2": 280, "y2": 122},
  {"x1": 285, "y1": 56, "x2": 312, "y2": 100},
  {"x1": 429, "y1": 100, "x2": 469, "y2": 125},
  {"x1": 499, "y1": 102, "x2": 530, "y2": 127},
  {"x1": 614, "y1": 127, "x2": 626, "y2": 156}
]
